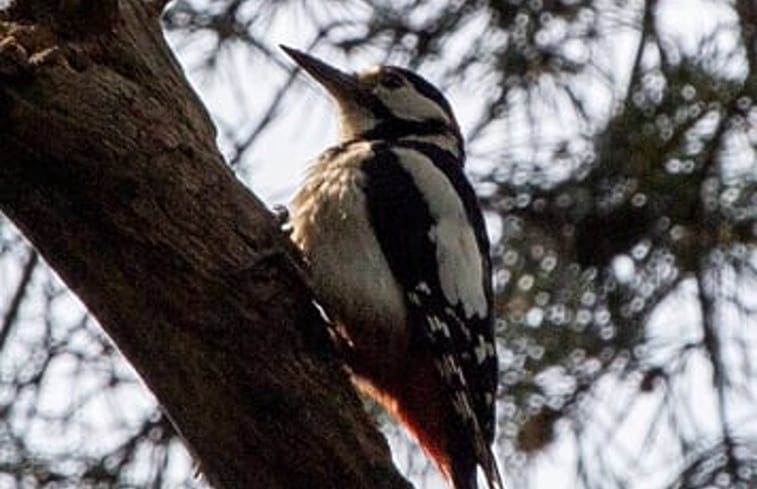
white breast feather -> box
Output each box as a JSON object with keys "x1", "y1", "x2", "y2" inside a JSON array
[{"x1": 291, "y1": 142, "x2": 407, "y2": 334}]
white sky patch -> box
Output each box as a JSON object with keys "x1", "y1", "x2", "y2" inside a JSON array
[{"x1": 612, "y1": 254, "x2": 636, "y2": 284}]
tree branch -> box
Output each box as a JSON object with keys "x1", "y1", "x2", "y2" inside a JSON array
[{"x1": 0, "y1": 1, "x2": 410, "y2": 488}]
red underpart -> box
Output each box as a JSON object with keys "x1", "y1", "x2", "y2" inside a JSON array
[{"x1": 353, "y1": 344, "x2": 457, "y2": 485}]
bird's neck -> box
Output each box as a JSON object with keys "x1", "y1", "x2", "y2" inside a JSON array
[
  {"x1": 394, "y1": 132, "x2": 463, "y2": 161},
  {"x1": 340, "y1": 120, "x2": 464, "y2": 161}
]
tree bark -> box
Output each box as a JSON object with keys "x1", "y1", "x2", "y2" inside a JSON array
[{"x1": 0, "y1": 1, "x2": 411, "y2": 488}]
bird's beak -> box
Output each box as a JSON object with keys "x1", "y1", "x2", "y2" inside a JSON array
[{"x1": 281, "y1": 46, "x2": 360, "y2": 104}]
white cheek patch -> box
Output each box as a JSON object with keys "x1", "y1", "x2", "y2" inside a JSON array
[
  {"x1": 392, "y1": 147, "x2": 487, "y2": 319},
  {"x1": 376, "y1": 84, "x2": 452, "y2": 125}
]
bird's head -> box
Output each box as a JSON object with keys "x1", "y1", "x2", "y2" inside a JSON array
[{"x1": 282, "y1": 46, "x2": 463, "y2": 158}]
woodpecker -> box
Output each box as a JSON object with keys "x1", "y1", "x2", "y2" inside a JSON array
[{"x1": 283, "y1": 46, "x2": 502, "y2": 489}]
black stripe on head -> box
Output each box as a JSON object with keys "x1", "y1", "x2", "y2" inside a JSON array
[
  {"x1": 362, "y1": 119, "x2": 450, "y2": 141},
  {"x1": 352, "y1": 66, "x2": 463, "y2": 152},
  {"x1": 359, "y1": 117, "x2": 464, "y2": 161}
]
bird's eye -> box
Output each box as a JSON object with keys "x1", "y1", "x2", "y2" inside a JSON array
[{"x1": 379, "y1": 72, "x2": 404, "y2": 89}]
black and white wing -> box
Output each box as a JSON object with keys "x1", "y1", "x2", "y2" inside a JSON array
[{"x1": 361, "y1": 141, "x2": 500, "y2": 488}]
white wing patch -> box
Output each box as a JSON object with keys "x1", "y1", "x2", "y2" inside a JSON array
[
  {"x1": 432, "y1": 218, "x2": 487, "y2": 318},
  {"x1": 474, "y1": 334, "x2": 495, "y2": 365},
  {"x1": 392, "y1": 147, "x2": 488, "y2": 319}
]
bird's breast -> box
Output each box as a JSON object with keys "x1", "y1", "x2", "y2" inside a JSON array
[{"x1": 291, "y1": 142, "x2": 409, "y2": 372}]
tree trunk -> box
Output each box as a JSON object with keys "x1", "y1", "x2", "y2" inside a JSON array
[{"x1": 0, "y1": 1, "x2": 411, "y2": 488}]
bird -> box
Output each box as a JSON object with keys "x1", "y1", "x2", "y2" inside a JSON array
[{"x1": 282, "y1": 45, "x2": 502, "y2": 489}]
